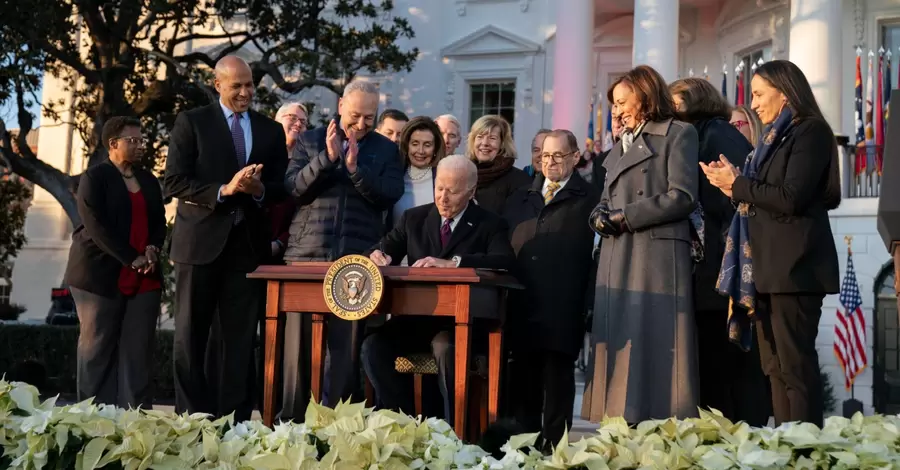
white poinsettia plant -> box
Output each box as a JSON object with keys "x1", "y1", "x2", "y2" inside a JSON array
[{"x1": 2, "y1": 379, "x2": 900, "y2": 469}]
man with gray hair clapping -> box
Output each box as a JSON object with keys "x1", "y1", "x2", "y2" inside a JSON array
[{"x1": 283, "y1": 79, "x2": 403, "y2": 413}]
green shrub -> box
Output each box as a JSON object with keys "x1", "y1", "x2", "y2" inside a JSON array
[{"x1": 0, "y1": 324, "x2": 174, "y2": 401}]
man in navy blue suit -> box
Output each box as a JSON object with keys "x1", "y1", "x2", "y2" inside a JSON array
[{"x1": 281, "y1": 80, "x2": 404, "y2": 416}]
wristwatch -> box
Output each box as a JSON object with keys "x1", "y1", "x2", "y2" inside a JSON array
[{"x1": 451, "y1": 255, "x2": 462, "y2": 267}]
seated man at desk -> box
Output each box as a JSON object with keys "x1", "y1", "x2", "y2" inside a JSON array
[{"x1": 363, "y1": 154, "x2": 514, "y2": 423}]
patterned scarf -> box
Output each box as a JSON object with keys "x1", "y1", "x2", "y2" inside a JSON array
[{"x1": 716, "y1": 107, "x2": 795, "y2": 351}]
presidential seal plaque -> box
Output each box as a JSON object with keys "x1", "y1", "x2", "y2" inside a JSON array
[{"x1": 323, "y1": 254, "x2": 385, "y2": 320}]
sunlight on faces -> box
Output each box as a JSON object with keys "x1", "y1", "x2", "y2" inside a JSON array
[
  {"x1": 214, "y1": 57, "x2": 254, "y2": 113},
  {"x1": 377, "y1": 117, "x2": 407, "y2": 144},
  {"x1": 612, "y1": 82, "x2": 643, "y2": 130},
  {"x1": 339, "y1": 90, "x2": 379, "y2": 140},
  {"x1": 531, "y1": 132, "x2": 548, "y2": 169},
  {"x1": 730, "y1": 109, "x2": 753, "y2": 143},
  {"x1": 672, "y1": 93, "x2": 685, "y2": 112},
  {"x1": 473, "y1": 126, "x2": 501, "y2": 163},
  {"x1": 541, "y1": 135, "x2": 578, "y2": 182},
  {"x1": 436, "y1": 117, "x2": 461, "y2": 153},
  {"x1": 434, "y1": 168, "x2": 474, "y2": 220},
  {"x1": 109, "y1": 126, "x2": 145, "y2": 164},
  {"x1": 407, "y1": 129, "x2": 436, "y2": 169},
  {"x1": 277, "y1": 105, "x2": 308, "y2": 144},
  {"x1": 750, "y1": 74, "x2": 787, "y2": 125}
]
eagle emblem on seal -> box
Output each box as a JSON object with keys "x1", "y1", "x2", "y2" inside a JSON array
[{"x1": 341, "y1": 269, "x2": 369, "y2": 306}]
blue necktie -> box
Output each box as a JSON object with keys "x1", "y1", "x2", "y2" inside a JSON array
[
  {"x1": 230, "y1": 113, "x2": 246, "y2": 225},
  {"x1": 231, "y1": 113, "x2": 247, "y2": 166}
]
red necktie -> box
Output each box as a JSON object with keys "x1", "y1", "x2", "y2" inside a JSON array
[{"x1": 440, "y1": 218, "x2": 453, "y2": 247}]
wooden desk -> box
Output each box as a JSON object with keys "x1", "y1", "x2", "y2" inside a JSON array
[{"x1": 248, "y1": 263, "x2": 520, "y2": 440}]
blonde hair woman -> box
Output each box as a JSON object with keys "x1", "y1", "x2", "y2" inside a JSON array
[
  {"x1": 465, "y1": 114, "x2": 531, "y2": 213},
  {"x1": 730, "y1": 104, "x2": 763, "y2": 148}
]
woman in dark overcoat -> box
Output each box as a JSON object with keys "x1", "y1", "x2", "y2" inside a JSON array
[
  {"x1": 582, "y1": 65, "x2": 700, "y2": 424},
  {"x1": 669, "y1": 77, "x2": 770, "y2": 426},
  {"x1": 503, "y1": 129, "x2": 600, "y2": 447}
]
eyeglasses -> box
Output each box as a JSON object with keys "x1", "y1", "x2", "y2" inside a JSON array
[
  {"x1": 539, "y1": 151, "x2": 577, "y2": 163},
  {"x1": 113, "y1": 137, "x2": 147, "y2": 147},
  {"x1": 731, "y1": 120, "x2": 749, "y2": 129},
  {"x1": 283, "y1": 114, "x2": 308, "y2": 126}
]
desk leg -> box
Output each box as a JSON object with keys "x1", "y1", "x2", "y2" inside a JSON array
[
  {"x1": 310, "y1": 313, "x2": 327, "y2": 403},
  {"x1": 263, "y1": 281, "x2": 283, "y2": 428},
  {"x1": 487, "y1": 324, "x2": 503, "y2": 424},
  {"x1": 453, "y1": 285, "x2": 472, "y2": 440}
]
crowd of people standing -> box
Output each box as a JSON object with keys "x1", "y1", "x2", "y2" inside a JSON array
[{"x1": 64, "y1": 54, "x2": 841, "y2": 448}]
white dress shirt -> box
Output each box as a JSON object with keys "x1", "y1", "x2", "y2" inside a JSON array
[
  {"x1": 542, "y1": 175, "x2": 570, "y2": 200},
  {"x1": 441, "y1": 206, "x2": 467, "y2": 232}
]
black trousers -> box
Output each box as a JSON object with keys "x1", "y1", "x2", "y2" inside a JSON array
[
  {"x1": 173, "y1": 227, "x2": 261, "y2": 422},
  {"x1": 510, "y1": 349, "x2": 575, "y2": 446},
  {"x1": 323, "y1": 315, "x2": 367, "y2": 407},
  {"x1": 361, "y1": 318, "x2": 454, "y2": 421},
  {"x1": 280, "y1": 312, "x2": 312, "y2": 420},
  {"x1": 695, "y1": 309, "x2": 771, "y2": 427},
  {"x1": 756, "y1": 293, "x2": 824, "y2": 427}
]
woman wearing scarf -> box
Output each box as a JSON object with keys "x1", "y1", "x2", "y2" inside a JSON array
[
  {"x1": 702, "y1": 60, "x2": 841, "y2": 427},
  {"x1": 582, "y1": 65, "x2": 700, "y2": 424},
  {"x1": 465, "y1": 115, "x2": 531, "y2": 214}
]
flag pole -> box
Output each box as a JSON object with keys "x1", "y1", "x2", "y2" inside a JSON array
[{"x1": 841, "y1": 234, "x2": 864, "y2": 416}]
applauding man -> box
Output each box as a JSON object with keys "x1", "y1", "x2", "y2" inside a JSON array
[
  {"x1": 283, "y1": 80, "x2": 403, "y2": 411},
  {"x1": 362, "y1": 155, "x2": 514, "y2": 423},
  {"x1": 164, "y1": 56, "x2": 287, "y2": 421}
]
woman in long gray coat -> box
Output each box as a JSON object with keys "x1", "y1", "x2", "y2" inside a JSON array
[{"x1": 582, "y1": 65, "x2": 700, "y2": 424}]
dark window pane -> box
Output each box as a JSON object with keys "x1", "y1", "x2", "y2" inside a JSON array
[
  {"x1": 500, "y1": 88, "x2": 515, "y2": 107},
  {"x1": 499, "y1": 108, "x2": 515, "y2": 127},
  {"x1": 470, "y1": 85, "x2": 485, "y2": 108},
  {"x1": 470, "y1": 110, "x2": 483, "y2": 128},
  {"x1": 485, "y1": 89, "x2": 499, "y2": 110},
  {"x1": 485, "y1": 83, "x2": 500, "y2": 93}
]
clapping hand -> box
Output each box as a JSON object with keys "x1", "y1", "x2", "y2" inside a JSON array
[
  {"x1": 236, "y1": 164, "x2": 264, "y2": 197},
  {"x1": 369, "y1": 249, "x2": 392, "y2": 266},
  {"x1": 326, "y1": 120, "x2": 342, "y2": 162},
  {"x1": 700, "y1": 154, "x2": 740, "y2": 198},
  {"x1": 345, "y1": 131, "x2": 359, "y2": 174}
]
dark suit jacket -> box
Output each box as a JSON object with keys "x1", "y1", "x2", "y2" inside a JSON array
[
  {"x1": 368, "y1": 202, "x2": 514, "y2": 271},
  {"x1": 503, "y1": 172, "x2": 600, "y2": 355},
  {"x1": 163, "y1": 103, "x2": 288, "y2": 267},
  {"x1": 65, "y1": 161, "x2": 166, "y2": 297},
  {"x1": 732, "y1": 116, "x2": 841, "y2": 294},
  {"x1": 693, "y1": 117, "x2": 752, "y2": 311}
]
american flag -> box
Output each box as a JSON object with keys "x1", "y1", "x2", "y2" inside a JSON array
[{"x1": 833, "y1": 250, "x2": 868, "y2": 390}]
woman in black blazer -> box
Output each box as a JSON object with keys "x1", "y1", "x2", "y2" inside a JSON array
[
  {"x1": 670, "y1": 77, "x2": 769, "y2": 427},
  {"x1": 64, "y1": 117, "x2": 166, "y2": 409},
  {"x1": 702, "y1": 60, "x2": 841, "y2": 427}
]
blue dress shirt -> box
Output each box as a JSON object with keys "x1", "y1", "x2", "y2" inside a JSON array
[{"x1": 217, "y1": 101, "x2": 263, "y2": 203}]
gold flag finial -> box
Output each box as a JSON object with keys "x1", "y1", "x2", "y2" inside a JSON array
[{"x1": 844, "y1": 235, "x2": 853, "y2": 252}]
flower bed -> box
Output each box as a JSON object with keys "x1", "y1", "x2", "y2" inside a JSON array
[{"x1": 1, "y1": 379, "x2": 899, "y2": 469}]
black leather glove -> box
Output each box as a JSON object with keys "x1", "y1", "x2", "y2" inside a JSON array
[
  {"x1": 590, "y1": 203, "x2": 612, "y2": 237},
  {"x1": 607, "y1": 209, "x2": 629, "y2": 234}
]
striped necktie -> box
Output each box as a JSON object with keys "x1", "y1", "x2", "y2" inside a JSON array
[
  {"x1": 544, "y1": 181, "x2": 560, "y2": 204},
  {"x1": 230, "y1": 112, "x2": 246, "y2": 225}
]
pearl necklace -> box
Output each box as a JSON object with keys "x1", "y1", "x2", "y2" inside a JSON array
[{"x1": 407, "y1": 166, "x2": 431, "y2": 181}]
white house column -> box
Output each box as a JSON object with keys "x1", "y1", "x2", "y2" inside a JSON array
[
  {"x1": 551, "y1": 0, "x2": 593, "y2": 144},
  {"x1": 632, "y1": 0, "x2": 679, "y2": 82},
  {"x1": 789, "y1": 0, "x2": 843, "y2": 132}
]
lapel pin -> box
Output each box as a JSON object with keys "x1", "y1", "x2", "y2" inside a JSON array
[{"x1": 467, "y1": 222, "x2": 473, "y2": 226}]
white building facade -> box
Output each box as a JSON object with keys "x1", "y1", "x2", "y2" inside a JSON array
[{"x1": 12, "y1": 0, "x2": 899, "y2": 415}]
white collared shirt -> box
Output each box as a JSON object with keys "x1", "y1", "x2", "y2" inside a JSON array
[
  {"x1": 219, "y1": 100, "x2": 253, "y2": 161},
  {"x1": 441, "y1": 206, "x2": 467, "y2": 232},
  {"x1": 542, "y1": 175, "x2": 570, "y2": 200}
]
